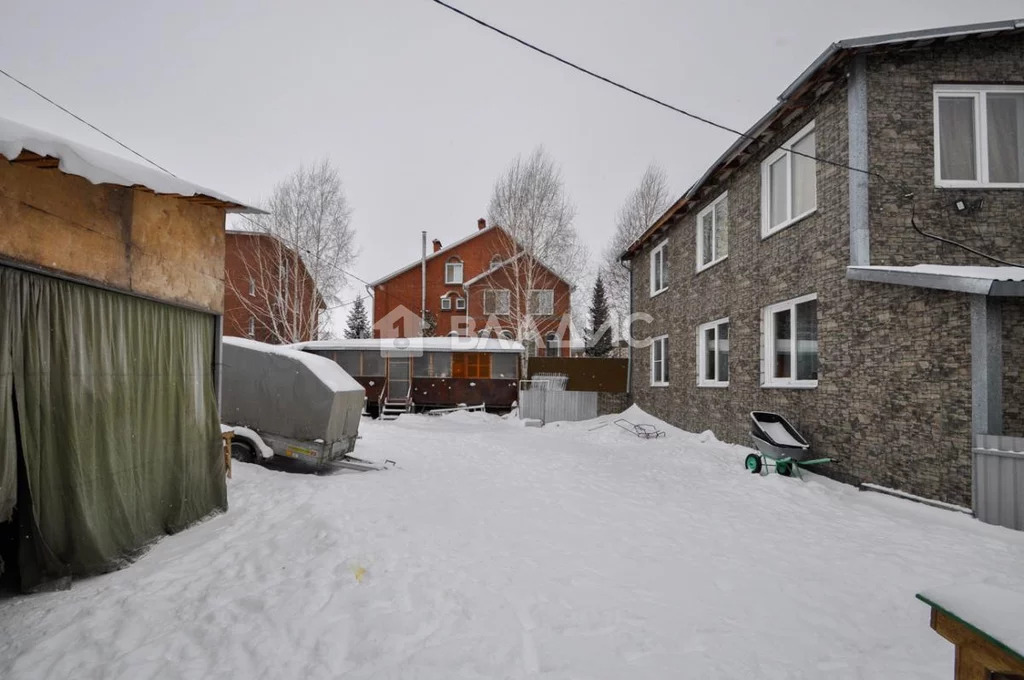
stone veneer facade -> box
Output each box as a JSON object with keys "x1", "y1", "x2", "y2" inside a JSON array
[{"x1": 629, "y1": 33, "x2": 1024, "y2": 507}]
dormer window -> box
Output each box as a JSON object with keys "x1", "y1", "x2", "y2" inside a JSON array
[
  {"x1": 489, "y1": 255, "x2": 503, "y2": 270},
  {"x1": 445, "y1": 258, "x2": 464, "y2": 284}
]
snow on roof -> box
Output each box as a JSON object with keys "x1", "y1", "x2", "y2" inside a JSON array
[
  {"x1": 0, "y1": 116, "x2": 260, "y2": 213},
  {"x1": 291, "y1": 337, "x2": 526, "y2": 354},
  {"x1": 847, "y1": 264, "x2": 1024, "y2": 296},
  {"x1": 918, "y1": 583, "x2": 1024, "y2": 658},
  {"x1": 224, "y1": 336, "x2": 364, "y2": 392},
  {"x1": 368, "y1": 225, "x2": 500, "y2": 287}
]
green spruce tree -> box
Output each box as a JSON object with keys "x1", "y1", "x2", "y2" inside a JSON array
[
  {"x1": 344, "y1": 296, "x2": 371, "y2": 339},
  {"x1": 586, "y1": 275, "x2": 613, "y2": 357}
]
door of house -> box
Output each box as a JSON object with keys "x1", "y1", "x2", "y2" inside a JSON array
[{"x1": 387, "y1": 357, "x2": 411, "y2": 401}]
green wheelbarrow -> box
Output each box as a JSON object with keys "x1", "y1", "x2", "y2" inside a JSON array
[{"x1": 744, "y1": 411, "x2": 834, "y2": 477}]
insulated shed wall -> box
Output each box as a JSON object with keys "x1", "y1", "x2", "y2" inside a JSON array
[{"x1": 0, "y1": 159, "x2": 225, "y2": 313}]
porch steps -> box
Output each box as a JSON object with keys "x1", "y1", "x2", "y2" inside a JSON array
[{"x1": 380, "y1": 398, "x2": 411, "y2": 421}]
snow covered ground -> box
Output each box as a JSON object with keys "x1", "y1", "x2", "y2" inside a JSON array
[{"x1": 3, "y1": 407, "x2": 1024, "y2": 679}]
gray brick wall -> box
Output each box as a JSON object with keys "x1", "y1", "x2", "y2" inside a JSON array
[{"x1": 628, "y1": 35, "x2": 1024, "y2": 507}]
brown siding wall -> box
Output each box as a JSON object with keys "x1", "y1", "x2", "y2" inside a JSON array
[{"x1": 0, "y1": 159, "x2": 226, "y2": 312}]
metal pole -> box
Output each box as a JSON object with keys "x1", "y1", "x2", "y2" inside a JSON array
[{"x1": 421, "y1": 230, "x2": 427, "y2": 334}]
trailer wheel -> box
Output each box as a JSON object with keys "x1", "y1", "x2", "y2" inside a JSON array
[
  {"x1": 744, "y1": 454, "x2": 762, "y2": 474},
  {"x1": 776, "y1": 461, "x2": 792, "y2": 477},
  {"x1": 230, "y1": 439, "x2": 257, "y2": 464}
]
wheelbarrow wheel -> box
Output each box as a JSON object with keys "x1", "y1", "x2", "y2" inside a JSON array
[
  {"x1": 776, "y1": 460, "x2": 792, "y2": 477},
  {"x1": 744, "y1": 453, "x2": 762, "y2": 474}
]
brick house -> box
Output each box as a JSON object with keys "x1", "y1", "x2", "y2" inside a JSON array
[
  {"x1": 224, "y1": 230, "x2": 324, "y2": 344},
  {"x1": 371, "y1": 218, "x2": 573, "y2": 356},
  {"x1": 622, "y1": 19, "x2": 1024, "y2": 510}
]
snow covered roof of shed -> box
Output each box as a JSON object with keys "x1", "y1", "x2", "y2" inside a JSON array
[
  {"x1": 291, "y1": 337, "x2": 526, "y2": 354},
  {"x1": 917, "y1": 583, "x2": 1024, "y2": 661},
  {"x1": 847, "y1": 265, "x2": 1024, "y2": 296},
  {"x1": 0, "y1": 116, "x2": 261, "y2": 213}
]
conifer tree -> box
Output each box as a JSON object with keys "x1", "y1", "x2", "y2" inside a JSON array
[
  {"x1": 344, "y1": 296, "x2": 371, "y2": 339},
  {"x1": 585, "y1": 275, "x2": 613, "y2": 357}
]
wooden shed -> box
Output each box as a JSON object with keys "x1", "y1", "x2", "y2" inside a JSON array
[{"x1": 0, "y1": 116, "x2": 258, "y2": 591}]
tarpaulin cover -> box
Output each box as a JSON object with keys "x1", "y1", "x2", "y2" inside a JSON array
[{"x1": 0, "y1": 265, "x2": 226, "y2": 589}]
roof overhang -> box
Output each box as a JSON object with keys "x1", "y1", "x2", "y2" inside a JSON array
[
  {"x1": 621, "y1": 17, "x2": 1024, "y2": 261},
  {"x1": 0, "y1": 116, "x2": 263, "y2": 214},
  {"x1": 847, "y1": 265, "x2": 1024, "y2": 296}
]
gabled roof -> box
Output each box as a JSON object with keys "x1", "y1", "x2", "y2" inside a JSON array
[
  {"x1": 370, "y1": 224, "x2": 570, "y2": 288},
  {"x1": 622, "y1": 18, "x2": 1024, "y2": 260},
  {"x1": 0, "y1": 115, "x2": 261, "y2": 213},
  {"x1": 462, "y1": 251, "x2": 569, "y2": 288}
]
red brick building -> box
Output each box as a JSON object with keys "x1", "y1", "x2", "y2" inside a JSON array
[
  {"x1": 224, "y1": 230, "x2": 323, "y2": 343},
  {"x1": 370, "y1": 219, "x2": 573, "y2": 356}
]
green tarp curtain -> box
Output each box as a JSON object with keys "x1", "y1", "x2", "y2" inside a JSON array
[{"x1": 0, "y1": 265, "x2": 226, "y2": 589}]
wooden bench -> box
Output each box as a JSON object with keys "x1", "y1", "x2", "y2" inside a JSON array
[{"x1": 918, "y1": 584, "x2": 1024, "y2": 679}]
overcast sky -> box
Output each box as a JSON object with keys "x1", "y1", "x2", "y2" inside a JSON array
[{"x1": 3, "y1": 1, "x2": 1021, "y2": 331}]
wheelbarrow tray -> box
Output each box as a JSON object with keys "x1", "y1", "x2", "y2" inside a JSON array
[{"x1": 750, "y1": 431, "x2": 815, "y2": 463}]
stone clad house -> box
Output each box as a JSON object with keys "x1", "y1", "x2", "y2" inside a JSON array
[{"x1": 622, "y1": 19, "x2": 1024, "y2": 512}]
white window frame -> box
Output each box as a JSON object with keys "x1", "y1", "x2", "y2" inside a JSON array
[
  {"x1": 761, "y1": 120, "x2": 817, "y2": 238},
  {"x1": 247, "y1": 316, "x2": 255, "y2": 338},
  {"x1": 650, "y1": 335, "x2": 669, "y2": 387},
  {"x1": 483, "y1": 288, "x2": 511, "y2": 315},
  {"x1": 649, "y1": 239, "x2": 668, "y2": 297},
  {"x1": 440, "y1": 295, "x2": 452, "y2": 311},
  {"x1": 933, "y1": 84, "x2": 1024, "y2": 188},
  {"x1": 445, "y1": 259, "x2": 464, "y2": 284},
  {"x1": 762, "y1": 293, "x2": 818, "y2": 389},
  {"x1": 696, "y1": 192, "x2": 728, "y2": 272},
  {"x1": 528, "y1": 289, "x2": 554, "y2": 316},
  {"x1": 455, "y1": 296, "x2": 466, "y2": 311},
  {"x1": 696, "y1": 317, "x2": 729, "y2": 387},
  {"x1": 248, "y1": 277, "x2": 255, "y2": 296},
  {"x1": 545, "y1": 332, "x2": 560, "y2": 357}
]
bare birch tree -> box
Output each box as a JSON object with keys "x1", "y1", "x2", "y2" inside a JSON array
[
  {"x1": 602, "y1": 163, "x2": 672, "y2": 335},
  {"x1": 484, "y1": 147, "x2": 586, "y2": 355},
  {"x1": 228, "y1": 159, "x2": 356, "y2": 343}
]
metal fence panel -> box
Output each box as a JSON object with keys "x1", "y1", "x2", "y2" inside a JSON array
[
  {"x1": 519, "y1": 387, "x2": 597, "y2": 424},
  {"x1": 973, "y1": 434, "x2": 1024, "y2": 531}
]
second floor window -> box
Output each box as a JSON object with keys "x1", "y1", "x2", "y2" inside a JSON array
[
  {"x1": 483, "y1": 289, "x2": 510, "y2": 315},
  {"x1": 762, "y1": 120, "x2": 816, "y2": 237},
  {"x1": 650, "y1": 239, "x2": 668, "y2": 296},
  {"x1": 247, "y1": 316, "x2": 255, "y2": 338},
  {"x1": 527, "y1": 289, "x2": 554, "y2": 316},
  {"x1": 935, "y1": 85, "x2": 1024, "y2": 186},
  {"x1": 697, "y1": 193, "x2": 729, "y2": 271},
  {"x1": 445, "y1": 258, "x2": 463, "y2": 284}
]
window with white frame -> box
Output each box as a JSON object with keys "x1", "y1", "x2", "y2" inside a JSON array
[
  {"x1": 697, "y1": 318, "x2": 729, "y2": 386},
  {"x1": 247, "y1": 316, "x2": 255, "y2": 338},
  {"x1": 696, "y1": 193, "x2": 729, "y2": 271},
  {"x1": 445, "y1": 258, "x2": 464, "y2": 284},
  {"x1": 935, "y1": 85, "x2": 1024, "y2": 186},
  {"x1": 527, "y1": 289, "x2": 554, "y2": 316},
  {"x1": 455, "y1": 296, "x2": 466, "y2": 311},
  {"x1": 650, "y1": 335, "x2": 669, "y2": 386},
  {"x1": 248, "y1": 277, "x2": 255, "y2": 296},
  {"x1": 440, "y1": 295, "x2": 452, "y2": 311},
  {"x1": 483, "y1": 289, "x2": 510, "y2": 315},
  {"x1": 761, "y1": 121, "x2": 817, "y2": 236},
  {"x1": 650, "y1": 239, "x2": 668, "y2": 295},
  {"x1": 762, "y1": 294, "x2": 818, "y2": 387},
  {"x1": 545, "y1": 333, "x2": 560, "y2": 357}
]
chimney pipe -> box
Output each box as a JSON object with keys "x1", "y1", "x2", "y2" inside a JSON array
[
  {"x1": 477, "y1": 218, "x2": 487, "y2": 231},
  {"x1": 432, "y1": 239, "x2": 442, "y2": 253},
  {"x1": 421, "y1": 231, "x2": 427, "y2": 333}
]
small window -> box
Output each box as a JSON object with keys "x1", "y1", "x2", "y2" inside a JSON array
[
  {"x1": 696, "y1": 193, "x2": 728, "y2": 271},
  {"x1": 697, "y1": 318, "x2": 729, "y2": 387},
  {"x1": 650, "y1": 239, "x2": 668, "y2": 296},
  {"x1": 447, "y1": 331, "x2": 460, "y2": 337},
  {"x1": 527, "y1": 289, "x2": 554, "y2": 316},
  {"x1": 248, "y1": 277, "x2": 256, "y2": 296},
  {"x1": 763, "y1": 294, "x2": 818, "y2": 388},
  {"x1": 483, "y1": 289, "x2": 511, "y2": 315},
  {"x1": 445, "y1": 258, "x2": 464, "y2": 284},
  {"x1": 499, "y1": 329, "x2": 515, "y2": 341},
  {"x1": 650, "y1": 336, "x2": 669, "y2": 386},
  {"x1": 452, "y1": 352, "x2": 491, "y2": 379},
  {"x1": 247, "y1": 317, "x2": 255, "y2": 338},
  {"x1": 489, "y1": 254, "x2": 503, "y2": 270},
  {"x1": 935, "y1": 85, "x2": 1024, "y2": 187},
  {"x1": 440, "y1": 295, "x2": 452, "y2": 311},
  {"x1": 455, "y1": 296, "x2": 466, "y2": 311},
  {"x1": 761, "y1": 120, "x2": 816, "y2": 237},
  {"x1": 545, "y1": 333, "x2": 560, "y2": 357}
]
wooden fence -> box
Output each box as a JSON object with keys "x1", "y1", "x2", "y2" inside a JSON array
[
  {"x1": 973, "y1": 434, "x2": 1024, "y2": 531},
  {"x1": 526, "y1": 357, "x2": 628, "y2": 392}
]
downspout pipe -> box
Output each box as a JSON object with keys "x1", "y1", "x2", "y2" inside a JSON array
[{"x1": 619, "y1": 258, "x2": 632, "y2": 395}]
